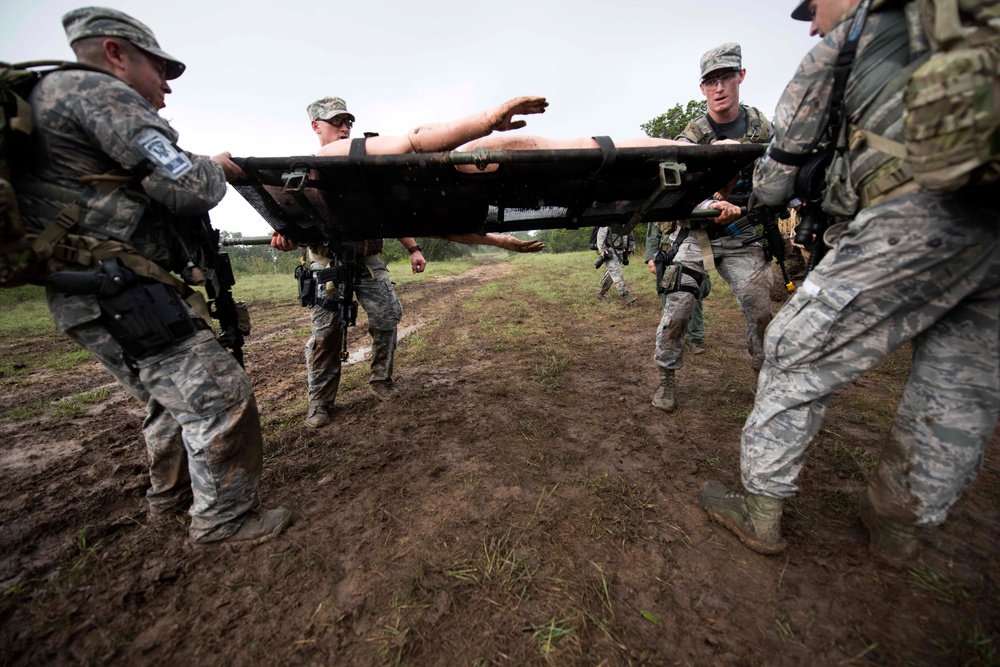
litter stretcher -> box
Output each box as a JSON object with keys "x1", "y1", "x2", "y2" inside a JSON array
[{"x1": 230, "y1": 140, "x2": 766, "y2": 244}]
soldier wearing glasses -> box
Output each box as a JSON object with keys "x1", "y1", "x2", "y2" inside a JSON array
[{"x1": 648, "y1": 42, "x2": 775, "y2": 413}]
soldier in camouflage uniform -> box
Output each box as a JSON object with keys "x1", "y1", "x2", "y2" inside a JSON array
[
  {"x1": 649, "y1": 43, "x2": 774, "y2": 413},
  {"x1": 297, "y1": 97, "x2": 426, "y2": 428},
  {"x1": 595, "y1": 226, "x2": 637, "y2": 304},
  {"x1": 645, "y1": 222, "x2": 711, "y2": 354},
  {"x1": 272, "y1": 98, "x2": 548, "y2": 429},
  {"x1": 18, "y1": 7, "x2": 289, "y2": 545},
  {"x1": 701, "y1": 0, "x2": 1000, "y2": 566}
]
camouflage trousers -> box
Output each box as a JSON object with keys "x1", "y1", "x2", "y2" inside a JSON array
[
  {"x1": 60, "y1": 325, "x2": 263, "y2": 542},
  {"x1": 655, "y1": 237, "x2": 773, "y2": 371},
  {"x1": 660, "y1": 271, "x2": 712, "y2": 344},
  {"x1": 598, "y1": 254, "x2": 629, "y2": 296},
  {"x1": 306, "y1": 255, "x2": 403, "y2": 408},
  {"x1": 742, "y1": 191, "x2": 1000, "y2": 526}
]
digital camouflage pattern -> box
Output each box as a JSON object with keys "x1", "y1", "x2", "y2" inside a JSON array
[
  {"x1": 655, "y1": 236, "x2": 772, "y2": 372},
  {"x1": 700, "y1": 41, "x2": 743, "y2": 79},
  {"x1": 306, "y1": 96, "x2": 355, "y2": 122},
  {"x1": 24, "y1": 64, "x2": 264, "y2": 542},
  {"x1": 657, "y1": 105, "x2": 775, "y2": 375},
  {"x1": 742, "y1": 190, "x2": 1000, "y2": 526},
  {"x1": 753, "y1": 7, "x2": 925, "y2": 213},
  {"x1": 22, "y1": 69, "x2": 226, "y2": 331},
  {"x1": 305, "y1": 249, "x2": 403, "y2": 411},
  {"x1": 744, "y1": 5, "x2": 1000, "y2": 528},
  {"x1": 596, "y1": 226, "x2": 635, "y2": 298},
  {"x1": 61, "y1": 325, "x2": 263, "y2": 541},
  {"x1": 645, "y1": 221, "x2": 711, "y2": 345},
  {"x1": 62, "y1": 6, "x2": 185, "y2": 79}
]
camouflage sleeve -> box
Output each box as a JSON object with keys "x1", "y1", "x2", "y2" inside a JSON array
[
  {"x1": 753, "y1": 23, "x2": 849, "y2": 206},
  {"x1": 596, "y1": 226, "x2": 610, "y2": 251},
  {"x1": 644, "y1": 223, "x2": 662, "y2": 262},
  {"x1": 73, "y1": 75, "x2": 227, "y2": 215}
]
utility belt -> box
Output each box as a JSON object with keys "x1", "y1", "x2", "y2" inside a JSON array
[
  {"x1": 653, "y1": 228, "x2": 705, "y2": 296},
  {"x1": 49, "y1": 257, "x2": 209, "y2": 362},
  {"x1": 295, "y1": 255, "x2": 360, "y2": 323}
]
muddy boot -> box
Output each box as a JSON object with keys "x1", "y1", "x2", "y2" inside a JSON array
[
  {"x1": 688, "y1": 341, "x2": 706, "y2": 355},
  {"x1": 859, "y1": 490, "x2": 920, "y2": 568},
  {"x1": 305, "y1": 404, "x2": 334, "y2": 429},
  {"x1": 700, "y1": 481, "x2": 787, "y2": 555},
  {"x1": 368, "y1": 380, "x2": 400, "y2": 401},
  {"x1": 623, "y1": 292, "x2": 638, "y2": 304},
  {"x1": 596, "y1": 291, "x2": 611, "y2": 303},
  {"x1": 650, "y1": 369, "x2": 677, "y2": 412},
  {"x1": 194, "y1": 508, "x2": 292, "y2": 547}
]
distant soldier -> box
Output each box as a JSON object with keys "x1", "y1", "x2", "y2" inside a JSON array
[
  {"x1": 18, "y1": 7, "x2": 289, "y2": 545},
  {"x1": 595, "y1": 226, "x2": 637, "y2": 304},
  {"x1": 649, "y1": 43, "x2": 774, "y2": 413}
]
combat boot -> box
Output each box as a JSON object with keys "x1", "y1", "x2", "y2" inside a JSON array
[
  {"x1": 859, "y1": 490, "x2": 920, "y2": 568},
  {"x1": 701, "y1": 481, "x2": 787, "y2": 555},
  {"x1": 305, "y1": 404, "x2": 334, "y2": 429},
  {"x1": 622, "y1": 292, "x2": 638, "y2": 304},
  {"x1": 650, "y1": 369, "x2": 676, "y2": 412},
  {"x1": 596, "y1": 292, "x2": 611, "y2": 303},
  {"x1": 369, "y1": 380, "x2": 400, "y2": 401},
  {"x1": 194, "y1": 508, "x2": 292, "y2": 547}
]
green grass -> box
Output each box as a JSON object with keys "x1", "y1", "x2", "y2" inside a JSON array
[{"x1": 0, "y1": 285, "x2": 54, "y2": 336}]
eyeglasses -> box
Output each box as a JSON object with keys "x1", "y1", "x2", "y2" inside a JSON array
[
  {"x1": 322, "y1": 116, "x2": 353, "y2": 129},
  {"x1": 701, "y1": 71, "x2": 739, "y2": 89}
]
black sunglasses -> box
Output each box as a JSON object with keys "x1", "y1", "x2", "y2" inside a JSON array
[{"x1": 322, "y1": 116, "x2": 353, "y2": 129}]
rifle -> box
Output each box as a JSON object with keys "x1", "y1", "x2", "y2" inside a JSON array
[
  {"x1": 221, "y1": 234, "x2": 361, "y2": 363},
  {"x1": 183, "y1": 215, "x2": 251, "y2": 367},
  {"x1": 294, "y1": 244, "x2": 359, "y2": 362},
  {"x1": 724, "y1": 204, "x2": 796, "y2": 293},
  {"x1": 594, "y1": 247, "x2": 624, "y2": 270}
]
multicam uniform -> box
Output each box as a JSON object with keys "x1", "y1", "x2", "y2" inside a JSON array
[
  {"x1": 20, "y1": 69, "x2": 263, "y2": 543},
  {"x1": 596, "y1": 227, "x2": 636, "y2": 299},
  {"x1": 306, "y1": 239, "x2": 403, "y2": 411},
  {"x1": 746, "y1": 4, "x2": 1000, "y2": 527},
  {"x1": 654, "y1": 105, "x2": 774, "y2": 373}
]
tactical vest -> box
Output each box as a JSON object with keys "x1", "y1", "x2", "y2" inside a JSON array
[
  {"x1": 822, "y1": 4, "x2": 929, "y2": 216},
  {"x1": 309, "y1": 238, "x2": 384, "y2": 265},
  {"x1": 676, "y1": 105, "x2": 772, "y2": 145}
]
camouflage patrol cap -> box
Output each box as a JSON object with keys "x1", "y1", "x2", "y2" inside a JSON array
[
  {"x1": 791, "y1": 0, "x2": 811, "y2": 20},
  {"x1": 62, "y1": 7, "x2": 186, "y2": 80},
  {"x1": 700, "y1": 42, "x2": 743, "y2": 81},
  {"x1": 306, "y1": 97, "x2": 356, "y2": 122}
]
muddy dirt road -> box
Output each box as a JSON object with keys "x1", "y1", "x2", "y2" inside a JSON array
[{"x1": 1, "y1": 255, "x2": 997, "y2": 665}]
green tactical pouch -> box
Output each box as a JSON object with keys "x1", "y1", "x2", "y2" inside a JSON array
[
  {"x1": 904, "y1": 42, "x2": 1000, "y2": 192},
  {"x1": 821, "y1": 152, "x2": 860, "y2": 218}
]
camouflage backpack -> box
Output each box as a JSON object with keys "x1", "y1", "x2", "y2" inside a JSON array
[
  {"x1": 0, "y1": 61, "x2": 92, "y2": 287},
  {"x1": 903, "y1": 0, "x2": 1000, "y2": 191}
]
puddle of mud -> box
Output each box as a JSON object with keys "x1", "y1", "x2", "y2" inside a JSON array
[{"x1": 342, "y1": 321, "x2": 425, "y2": 366}]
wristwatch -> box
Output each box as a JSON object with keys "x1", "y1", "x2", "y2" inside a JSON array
[{"x1": 408, "y1": 244, "x2": 422, "y2": 254}]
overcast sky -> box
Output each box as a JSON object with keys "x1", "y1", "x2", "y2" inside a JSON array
[{"x1": 2, "y1": 0, "x2": 817, "y2": 236}]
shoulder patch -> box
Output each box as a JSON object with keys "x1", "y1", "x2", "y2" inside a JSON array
[{"x1": 137, "y1": 129, "x2": 193, "y2": 180}]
